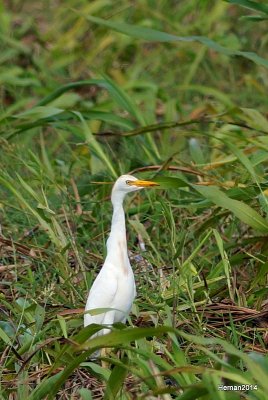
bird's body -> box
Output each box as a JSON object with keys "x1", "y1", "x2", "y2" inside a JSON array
[
  {"x1": 84, "y1": 260, "x2": 136, "y2": 332},
  {"x1": 84, "y1": 174, "x2": 157, "y2": 335}
]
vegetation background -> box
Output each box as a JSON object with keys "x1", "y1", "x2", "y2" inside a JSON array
[{"x1": 1, "y1": 0, "x2": 268, "y2": 399}]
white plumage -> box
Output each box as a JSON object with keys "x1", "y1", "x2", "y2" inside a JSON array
[{"x1": 84, "y1": 174, "x2": 158, "y2": 336}]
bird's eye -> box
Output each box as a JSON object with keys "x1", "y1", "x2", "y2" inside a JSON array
[{"x1": 126, "y1": 180, "x2": 131, "y2": 185}]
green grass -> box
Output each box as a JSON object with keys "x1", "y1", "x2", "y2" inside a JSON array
[{"x1": 1, "y1": 1, "x2": 268, "y2": 399}]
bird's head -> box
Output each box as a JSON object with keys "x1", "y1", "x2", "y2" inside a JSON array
[{"x1": 111, "y1": 174, "x2": 158, "y2": 203}]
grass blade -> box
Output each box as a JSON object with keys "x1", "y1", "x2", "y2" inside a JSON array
[
  {"x1": 103, "y1": 360, "x2": 128, "y2": 400},
  {"x1": 225, "y1": 0, "x2": 268, "y2": 14},
  {"x1": 193, "y1": 185, "x2": 268, "y2": 233},
  {"x1": 84, "y1": 15, "x2": 268, "y2": 69}
]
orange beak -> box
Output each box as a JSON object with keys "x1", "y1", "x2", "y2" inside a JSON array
[{"x1": 128, "y1": 180, "x2": 159, "y2": 187}]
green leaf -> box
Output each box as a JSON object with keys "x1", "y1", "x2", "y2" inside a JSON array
[
  {"x1": 80, "y1": 362, "x2": 110, "y2": 381},
  {"x1": 153, "y1": 176, "x2": 189, "y2": 189},
  {"x1": 77, "y1": 325, "x2": 174, "y2": 351},
  {"x1": 129, "y1": 218, "x2": 158, "y2": 252},
  {"x1": 225, "y1": 0, "x2": 268, "y2": 15},
  {"x1": 239, "y1": 108, "x2": 268, "y2": 132},
  {"x1": 225, "y1": 141, "x2": 257, "y2": 180},
  {"x1": 100, "y1": 74, "x2": 145, "y2": 125},
  {"x1": 57, "y1": 315, "x2": 68, "y2": 339},
  {"x1": 84, "y1": 15, "x2": 268, "y2": 69},
  {"x1": 36, "y1": 78, "x2": 143, "y2": 124},
  {"x1": 72, "y1": 111, "x2": 117, "y2": 178},
  {"x1": 193, "y1": 185, "x2": 268, "y2": 233},
  {"x1": 79, "y1": 388, "x2": 93, "y2": 400},
  {"x1": 15, "y1": 106, "x2": 64, "y2": 121},
  {"x1": 82, "y1": 110, "x2": 135, "y2": 130},
  {"x1": 240, "y1": 15, "x2": 268, "y2": 22},
  {"x1": 36, "y1": 80, "x2": 102, "y2": 106},
  {"x1": 176, "y1": 385, "x2": 208, "y2": 400},
  {"x1": 104, "y1": 360, "x2": 128, "y2": 400},
  {"x1": 180, "y1": 84, "x2": 234, "y2": 107},
  {"x1": 248, "y1": 353, "x2": 268, "y2": 374},
  {"x1": 34, "y1": 304, "x2": 46, "y2": 332},
  {"x1": 0, "y1": 326, "x2": 12, "y2": 346}
]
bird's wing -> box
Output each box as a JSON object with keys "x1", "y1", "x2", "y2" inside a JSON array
[{"x1": 84, "y1": 265, "x2": 118, "y2": 326}]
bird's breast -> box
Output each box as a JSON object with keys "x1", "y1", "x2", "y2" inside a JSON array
[{"x1": 113, "y1": 268, "x2": 136, "y2": 321}]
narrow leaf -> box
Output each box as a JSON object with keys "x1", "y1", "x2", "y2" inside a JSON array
[
  {"x1": 104, "y1": 361, "x2": 128, "y2": 400},
  {"x1": 85, "y1": 15, "x2": 268, "y2": 69},
  {"x1": 193, "y1": 185, "x2": 268, "y2": 232},
  {"x1": 225, "y1": 0, "x2": 268, "y2": 14}
]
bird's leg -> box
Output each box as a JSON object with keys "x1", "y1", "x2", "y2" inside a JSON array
[{"x1": 100, "y1": 347, "x2": 111, "y2": 368}]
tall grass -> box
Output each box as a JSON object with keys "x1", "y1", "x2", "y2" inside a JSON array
[{"x1": 1, "y1": 1, "x2": 268, "y2": 399}]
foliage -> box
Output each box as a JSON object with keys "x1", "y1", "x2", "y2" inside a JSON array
[{"x1": 1, "y1": 0, "x2": 268, "y2": 399}]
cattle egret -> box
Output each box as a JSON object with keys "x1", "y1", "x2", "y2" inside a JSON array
[{"x1": 84, "y1": 174, "x2": 158, "y2": 336}]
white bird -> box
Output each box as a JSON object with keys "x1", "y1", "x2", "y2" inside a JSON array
[{"x1": 84, "y1": 174, "x2": 158, "y2": 336}]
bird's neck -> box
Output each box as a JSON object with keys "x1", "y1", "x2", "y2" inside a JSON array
[
  {"x1": 110, "y1": 201, "x2": 126, "y2": 238},
  {"x1": 105, "y1": 193, "x2": 129, "y2": 266}
]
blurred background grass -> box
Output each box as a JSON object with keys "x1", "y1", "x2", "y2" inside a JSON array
[{"x1": 1, "y1": 1, "x2": 268, "y2": 399}]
